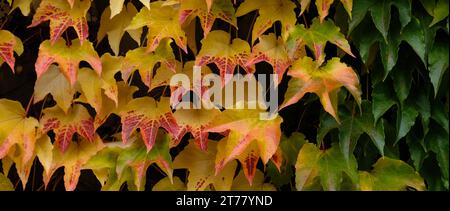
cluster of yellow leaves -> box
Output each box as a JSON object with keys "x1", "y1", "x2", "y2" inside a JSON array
[{"x1": 0, "y1": 0, "x2": 425, "y2": 192}]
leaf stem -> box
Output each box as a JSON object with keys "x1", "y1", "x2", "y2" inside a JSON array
[{"x1": 25, "y1": 93, "x2": 35, "y2": 116}]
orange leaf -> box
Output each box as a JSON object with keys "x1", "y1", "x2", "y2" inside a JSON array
[
  {"x1": 179, "y1": 0, "x2": 237, "y2": 37},
  {"x1": 35, "y1": 38, "x2": 102, "y2": 85},
  {"x1": 281, "y1": 57, "x2": 361, "y2": 122},
  {"x1": 40, "y1": 104, "x2": 95, "y2": 152},
  {"x1": 196, "y1": 30, "x2": 252, "y2": 85},
  {"x1": 120, "y1": 97, "x2": 180, "y2": 151},
  {"x1": 208, "y1": 107, "x2": 283, "y2": 184},
  {"x1": 0, "y1": 30, "x2": 23, "y2": 72},
  {"x1": 29, "y1": 0, "x2": 91, "y2": 45}
]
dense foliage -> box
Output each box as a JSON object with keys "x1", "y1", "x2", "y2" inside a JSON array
[{"x1": 0, "y1": 0, "x2": 448, "y2": 191}]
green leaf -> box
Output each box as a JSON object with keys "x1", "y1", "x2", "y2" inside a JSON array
[
  {"x1": 390, "y1": 64, "x2": 412, "y2": 105},
  {"x1": 295, "y1": 143, "x2": 359, "y2": 191},
  {"x1": 349, "y1": 16, "x2": 382, "y2": 64},
  {"x1": 429, "y1": 39, "x2": 449, "y2": 97},
  {"x1": 431, "y1": 101, "x2": 449, "y2": 134},
  {"x1": 401, "y1": 17, "x2": 427, "y2": 65},
  {"x1": 368, "y1": 0, "x2": 411, "y2": 42},
  {"x1": 412, "y1": 85, "x2": 431, "y2": 134},
  {"x1": 372, "y1": 81, "x2": 397, "y2": 123},
  {"x1": 348, "y1": 0, "x2": 376, "y2": 35},
  {"x1": 267, "y1": 132, "x2": 307, "y2": 187},
  {"x1": 406, "y1": 134, "x2": 427, "y2": 171},
  {"x1": 420, "y1": 0, "x2": 449, "y2": 26},
  {"x1": 338, "y1": 106, "x2": 363, "y2": 163},
  {"x1": 318, "y1": 145, "x2": 359, "y2": 190},
  {"x1": 317, "y1": 101, "x2": 385, "y2": 158},
  {"x1": 426, "y1": 127, "x2": 449, "y2": 189},
  {"x1": 287, "y1": 19, "x2": 354, "y2": 64},
  {"x1": 396, "y1": 102, "x2": 419, "y2": 142},
  {"x1": 359, "y1": 157, "x2": 425, "y2": 191},
  {"x1": 353, "y1": 102, "x2": 385, "y2": 156},
  {"x1": 280, "y1": 132, "x2": 308, "y2": 164}
]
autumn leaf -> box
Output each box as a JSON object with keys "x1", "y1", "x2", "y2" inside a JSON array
[
  {"x1": 94, "y1": 82, "x2": 138, "y2": 129},
  {"x1": 0, "y1": 173, "x2": 14, "y2": 191},
  {"x1": 40, "y1": 104, "x2": 95, "y2": 152},
  {"x1": 0, "y1": 99, "x2": 40, "y2": 188},
  {"x1": 0, "y1": 30, "x2": 24, "y2": 72},
  {"x1": 82, "y1": 138, "x2": 133, "y2": 191},
  {"x1": 98, "y1": 3, "x2": 142, "y2": 56},
  {"x1": 231, "y1": 169, "x2": 276, "y2": 190},
  {"x1": 281, "y1": 57, "x2": 361, "y2": 122},
  {"x1": 36, "y1": 134, "x2": 104, "y2": 191},
  {"x1": 98, "y1": 53, "x2": 123, "y2": 106},
  {"x1": 152, "y1": 176, "x2": 186, "y2": 191},
  {"x1": 287, "y1": 18, "x2": 354, "y2": 64},
  {"x1": 299, "y1": 0, "x2": 353, "y2": 22},
  {"x1": 109, "y1": 0, "x2": 150, "y2": 19},
  {"x1": 127, "y1": 1, "x2": 187, "y2": 52},
  {"x1": 196, "y1": 30, "x2": 252, "y2": 85},
  {"x1": 207, "y1": 106, "x2": 283, "y2": 185},
  {"x1": 236, "y1": 0, "x2": 296, "y2": 43},
  {"x1": 35, "y1": 38, "x2": 102, "y2": 85},
  {"x1": 85, "y1": 132, "x2": 173, "y2": 191},
  {"x1": 120, "y1": 97, "x2": 180, "y2": 151},
  {"x1": 122, "y1": 39, "x2": 176, "y2": 88},
  {"x1": 359, "y1": 157, "x2": 425, "y2": 191},
  {"x1": 151, "y1": 61, "x2": 213, "y2": 107},
  {"x1": 114, "y1": 131, "x2": 173, "y2": 190},
  {"x1": 173, "y1": 105, "x2": 220, "y2": 150},
  {"x1": 173, "y1": 140, "x2": 237, "y2": 191},
  {"x1": 76, "y1": 54, "x2": 123, "y2": 113},
  {"x1": 34, "y1": 65, "x2": 75, "y2": 116},
  {"x1": 179, "y1": 0, "x2": 237, "y2": 37},
  {"x1": 7, "y1": 0, "x2": 34, "y2": 16},
  {"x1": 29, "y1": 0, "x2": 91, "y2": 44},
  {"x1": 76, "y1": 68, "x2": 104, "y2": 113},
  {"x1": 247, "y1": 33, "x2": 291, "y2": 83}
]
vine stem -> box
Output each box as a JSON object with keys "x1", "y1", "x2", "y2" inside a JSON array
[
  {"x1": 245, "y1": 13, "x2": 257, "y2": 42},
  {"x1": 38, "y1": 95, "x2": 48, "y2": 120},
  {"x1": 25, "y1": 93, "x2": 35, "y2": 116},
  {"x1": 302, "y1": 14, "x2": 309, "y2": 28},
  {"x1": 22, "y1": 30, "x2": 41, "y2": 45}
]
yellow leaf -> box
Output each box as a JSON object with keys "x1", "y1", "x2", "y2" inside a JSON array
[
  {"x1": 127, "y1": 1, "x2": 187, "y2": 52},
  {"x1": 36, "y1": 135, "x2": 104, "y2": 191},
  {"x1": 34, "y1": 65, "x2": 76, "y2": 113},
  {"x1": 174, "y1": 140, "x2": 237, "y2": 191},
  {"x1": 0, "y1": 99, "x2": 40, "y2": 188},
  {"x1": 98, "y1": 3, "x2": 141, "y2": 55}
]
